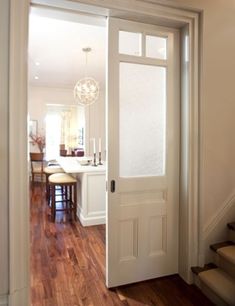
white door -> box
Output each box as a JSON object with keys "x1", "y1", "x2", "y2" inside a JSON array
[{"x1": 106, "y1": 18, "x2": 180, "y2": 287}]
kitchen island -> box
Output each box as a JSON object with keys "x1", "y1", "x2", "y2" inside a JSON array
[{"x1": 58, "y1": 157, "x2": 106, "y2": 226}]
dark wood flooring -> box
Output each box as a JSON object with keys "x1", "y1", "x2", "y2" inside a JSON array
[{"x1": 30, "y1": 183, "x2": 214, "y2": 306}]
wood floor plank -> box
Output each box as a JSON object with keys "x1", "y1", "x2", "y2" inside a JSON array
[{"x1": 31, "y1": 183, "x2": 213, "y2": 306}]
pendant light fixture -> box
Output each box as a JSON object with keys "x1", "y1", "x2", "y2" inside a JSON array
[{"x1": 74, "y1": 47, "x2": 99, "y2": 106}]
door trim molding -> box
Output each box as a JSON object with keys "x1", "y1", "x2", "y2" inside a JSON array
[
  {"x1": 8, "y1": 1, "x2": 200, "y2": 305},
  {"x1": 0, "y1": 295, "x2": 8, "y2": 306},
  {"x1": 8, "y1": 0, "x2": 30, "y2": 305}
]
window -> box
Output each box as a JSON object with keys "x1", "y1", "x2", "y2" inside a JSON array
[
  {"x1": 45, "y1": 105, "x2": 85, "y2": 160},
  {"x1": 46, "y1": 114, "x2": 61, "y2": 160}
]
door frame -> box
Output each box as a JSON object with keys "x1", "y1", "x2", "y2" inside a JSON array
[{"x1": 7, "y1": 0, "x2": 201, "y2": 305}]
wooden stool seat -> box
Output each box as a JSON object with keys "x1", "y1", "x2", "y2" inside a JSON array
[
  {"x1": 49, "y1": 173, "x2": 77, "y2": 222},
  {"x1": 44, "y1": 166, "x2": 64, "y2": 205},
  {"x1": 44, "y1": 166, "x2": 64, "y2": 175},
  {"x1": 49, "y1": 173, "x2": 76, "y2": 184}
]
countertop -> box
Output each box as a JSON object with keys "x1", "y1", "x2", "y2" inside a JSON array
[{"x1": 57, "y1": 156, "x2": 106, "y2": 174}]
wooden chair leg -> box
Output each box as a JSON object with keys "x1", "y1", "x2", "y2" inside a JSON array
[
  {"x1": 74, "y1": 183, "x2": 77, "y2": 221},
  {"x1": 46, "y1": 174, "x2": 50, "y2": 205},
  {"x1": 48, "y1": 185, "x2": 51, "y2": 207},
  {"x1": 63, "y1": 186, "x2": 67, "y2": 212},
  {"x1": 69, "y1": 185, "x2": 72, "y2": 206},
  {"x1": 68, "y1": 185, "x2": 72, "y2": 219},
  {"x1": 51, "y1": 185, "x2": 56, "y2": 222},
  {"x1": 49, "y1": 179, "x2": 77, "y2": 222}
]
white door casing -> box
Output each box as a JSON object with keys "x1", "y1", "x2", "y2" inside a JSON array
[
  {"x1": 106, "y1": 18, "x2": 180, "y2": 287},
  {"x1": 7, "y1": 1, "x2": 199, "y2": 304}
]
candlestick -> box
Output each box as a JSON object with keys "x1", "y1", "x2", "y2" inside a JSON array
[
  {"x1": 98, "y1": 138, "x2": 101, "y2": 153},
  {"x1": 92, "y1": 152, "x2": 97, "y2": 166},
  {"x1": 98, "y1": 151, "x2": 103, "y2": 165},
  {"x1": 93, "y1": 138, "x2": 96, "y2": 154}
]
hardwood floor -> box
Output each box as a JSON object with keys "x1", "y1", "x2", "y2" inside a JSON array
[{"x1": 31, "y1": 183, "x2": 214, "y2": 306}]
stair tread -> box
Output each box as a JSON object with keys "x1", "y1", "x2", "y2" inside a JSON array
[
  {"x1": 199, "y1": 268, "x2": 235, "y2": 306},
  {"x1": 210, "y1": 240, "x2": 235, "y2": 252},
  {"x1": 217, "y1": 245, "x2": 235, "y2": 265},
  {"x1": 227, "y1": 222, "x2": 235, "y2": 231},
  {"x1": 191, "y1": 263, "x2": 217, "y2": 275}
]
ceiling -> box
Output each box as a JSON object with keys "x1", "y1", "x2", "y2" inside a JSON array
[{"x1": 28, "y1": 7, "x2": 106, "y2": 88}]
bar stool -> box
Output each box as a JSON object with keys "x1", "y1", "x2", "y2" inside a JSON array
[
  {"x1": 49, "y1": 173, "x2": 77, "y2": 222},
  {"x1": 44, "y1": 165, "x2": 64, "y2": 205}
]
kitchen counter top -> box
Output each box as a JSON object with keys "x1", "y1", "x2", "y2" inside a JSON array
[{"x1": 57, "y1": 156, "x2": 106, "y2": 174}]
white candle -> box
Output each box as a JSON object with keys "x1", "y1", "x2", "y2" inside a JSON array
[
  {"x1": 93, "y1": 138, "x2": 96, "y2": 154},
  {"x1": 99, "y1": 138, "x2": 101, "y2": 153}
]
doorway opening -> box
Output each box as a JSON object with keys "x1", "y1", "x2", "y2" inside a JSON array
[{"x1": 28, "y1": 5, "x2": 107, "y2": 304}]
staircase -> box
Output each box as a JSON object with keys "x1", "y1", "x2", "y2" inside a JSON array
[{"x1": 192, "y1": 223, "x2": 235, "y2": 305}]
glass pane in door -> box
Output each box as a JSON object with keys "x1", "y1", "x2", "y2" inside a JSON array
[
  {"x1": 146, "y1": 35, "x2": 167, "y2": 59},
  {"x1": 119, "y1": 62, "x2": 166, "y2": 177},
  {"x1": 119, "y1": 31, "x2": 142, "y2": 56}
]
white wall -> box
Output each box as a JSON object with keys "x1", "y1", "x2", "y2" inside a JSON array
[
  {"x1": 168, "y1": 0, "x2": 235, "y2": 260},
  {"x1": 28, "y1": 85, "x2": 106, "y2": 157},
  {"x1": 173, "y1": 0, "x2": 235, "y2": 223},
  {"x1": 85, "y1": 90, "x2": 106, "y2": 158},
  {"x1": 28, "y1": 86, "x2": 75, "y2": 132}
]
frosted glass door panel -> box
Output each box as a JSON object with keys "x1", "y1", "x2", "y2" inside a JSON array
[
  {"x1": 119, "y1": 63, "x2": 166, "y2": 177},
  {"x1": 146, "y1": 35, "x2": 167, "y2": 59},
  {"x1": 119, "y1": 31, "x2": 142, "y2": 56}
]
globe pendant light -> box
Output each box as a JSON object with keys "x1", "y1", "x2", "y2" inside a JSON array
[{"x1": 74, "y1": 47, "x2": 99, "y2": 106}]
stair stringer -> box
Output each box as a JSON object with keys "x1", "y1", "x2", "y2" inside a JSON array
[{"x1": 202, "y1": 193, "x2": 235, "y2": 264}]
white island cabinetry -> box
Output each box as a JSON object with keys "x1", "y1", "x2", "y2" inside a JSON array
[
  {"x1": 76, "y1": 171, "x2": 106, "y2": 226},
  {"x1": 58, "y1": 157, "x2": 106, "y2": 226}
]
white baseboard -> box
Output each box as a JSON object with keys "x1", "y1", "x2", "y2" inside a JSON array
[
  {"x1": 8, "y1": 286, "x2": 29, "y2": 306},
  {"x1": 202, "y1": 192, "x2": 235, "y2": 262},
  {"x1": 0, "y1": 295, "x2": 8, "y2": 306},
  {"x1": 77, "y1": 206, "x2": 106, "y2": 226}
]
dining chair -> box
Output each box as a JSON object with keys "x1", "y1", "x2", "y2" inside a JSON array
[
  {"x1": 30, "y1": 152, "x2": 44, "y2": 185},
  {"x1": 60, "y1": 149, "x2": 67, "y2": 156}
]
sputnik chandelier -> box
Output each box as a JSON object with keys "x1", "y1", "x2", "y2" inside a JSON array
[{"x1": 74, "y1": 47, "x2": 99, "y2": 106}]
